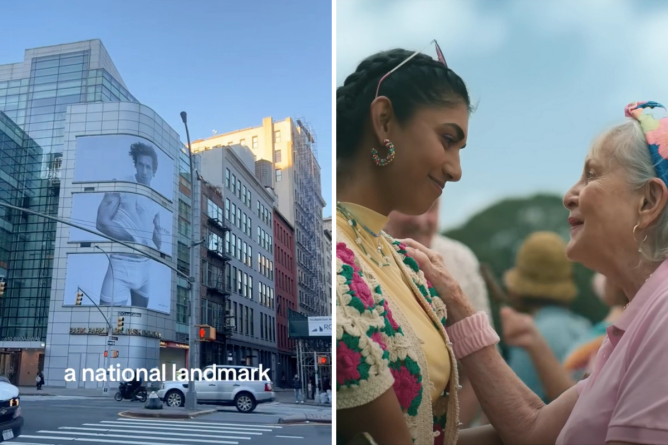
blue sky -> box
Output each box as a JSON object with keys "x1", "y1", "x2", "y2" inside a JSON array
[
  {"x1": 337, "y1": 0, "x2": 668, "y2": 229},
  {"x1": 0, "y1": 0, "x2": 333, "y2": 217}
]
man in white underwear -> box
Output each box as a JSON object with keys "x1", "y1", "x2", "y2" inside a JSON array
[{"x1": 96, "y1": 141, "x2": 163, "y2": 308}]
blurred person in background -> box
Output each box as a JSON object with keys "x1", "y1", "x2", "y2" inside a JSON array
[
  {"x1": 384, "y1": 198, "x2": 493, "y2": 427},
  {"x1": 501, "y1": 272, "x2": 628, "y2": 401},
  {"x1": 501, "y1": 231, "x2": 591, "y2": 403}
]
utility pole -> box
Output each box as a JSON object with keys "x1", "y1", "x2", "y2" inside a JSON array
[{"x1": 180, "y1": 111, "x2": 200, "y2": 410}]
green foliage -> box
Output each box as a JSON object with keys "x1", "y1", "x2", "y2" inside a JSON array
[{"x1": 443, "y1": 193, "x2": 608, "y2": 329}]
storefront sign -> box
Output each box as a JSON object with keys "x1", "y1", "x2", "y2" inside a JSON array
[
  {"x1": 307, "y1": 316, "x2": 332, "y2": 337},
  {"x1": 70, "y1": 327, "x2": 162, "y2": 339},
  {"x1": 0, "y1": 337, "x2": 41, "y2": 342},
  {"x1": 117, "y1": 312, "x2": 142, "y2": 317},
  {"x1": 160, "y1": 341, "x2": 189, "y2": 349}
]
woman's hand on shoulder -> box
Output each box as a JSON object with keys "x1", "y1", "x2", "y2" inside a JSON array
[{"x1": 400, "y1": 238, "x2": 476, "y2": 323}]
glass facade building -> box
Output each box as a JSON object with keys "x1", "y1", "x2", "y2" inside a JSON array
[{"x1": 0, "y1": 40, "x2": 193, "y2": 387}]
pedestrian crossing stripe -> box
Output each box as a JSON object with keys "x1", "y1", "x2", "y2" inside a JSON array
[
  {"x1": 99, "y1": 420, "x2": 272, "y2": 432},
  {"x1": 13, "y1": 418, "x2": 301, "y2": 445}
]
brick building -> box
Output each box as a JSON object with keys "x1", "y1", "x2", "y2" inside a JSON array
[{"x1": 274, "y1": 209, "x2": 297, "y2": 385}]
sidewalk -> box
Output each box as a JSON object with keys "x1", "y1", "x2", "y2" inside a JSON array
[
  {"x1": 274, "y1": 387, "x2": 331, "y2": 407},
  {"x1": 19, "y1": 386, "x2": 110, "y2": 397}
]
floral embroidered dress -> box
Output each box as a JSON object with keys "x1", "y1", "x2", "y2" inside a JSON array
[{"x1": 336, "y1": 203, "x2": 460, "y2": 445}]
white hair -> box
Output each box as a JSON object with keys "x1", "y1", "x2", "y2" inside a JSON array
[{"x1": 591, "y1": 119, "x2": 668, "y2": 261}]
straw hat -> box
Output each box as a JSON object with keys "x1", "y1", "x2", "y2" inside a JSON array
[{"x1": 503, "y1": 231, "x2": 577, "y2": 303}]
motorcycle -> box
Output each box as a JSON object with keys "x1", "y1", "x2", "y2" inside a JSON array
[{"x1": 114, "y1": 382, "x2": 147, "y2": 402}]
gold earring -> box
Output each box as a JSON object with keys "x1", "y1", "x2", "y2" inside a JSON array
[{"x1": 633, "y1": 224, "x2": 647, "y2": 252}]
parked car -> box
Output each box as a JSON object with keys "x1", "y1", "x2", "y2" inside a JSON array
[
  {"x1": 0, "y1": 379, "x2": 22, "y2": 441},
  {"x1": 157, "y1": 365, "x2": 274, "y2": 413}
]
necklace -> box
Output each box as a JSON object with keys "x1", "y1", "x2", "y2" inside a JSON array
[{"x1": 336, "y1": 203, "x2": 392, "y2": 267}]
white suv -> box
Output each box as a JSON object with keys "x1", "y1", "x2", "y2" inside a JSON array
[{"x1": 157, "y1": 365, "x2": 275, "y2": 413}]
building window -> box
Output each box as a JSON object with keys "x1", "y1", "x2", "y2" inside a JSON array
[
  {"x1": 252, "y1": 136, "x2": 258, "y2": 149},
  {"x1": 245, "y1": 306, "x2": 249, "y2": 335},
  {"x1": 275, "y1": 150, "x2": 281, "y2": 163},
  {"x1": 232, "y1": 266, "x2": 238, "y2": 291},
  {"x1": 177, "y1": 286, "x2": 188, "y2": 324},
  {"x1": 242, "y1": 213, "x2": 247, "y2": 234},
  {"x1": 239, "y1": 304, "x2": 244, "y2": 333},
  {"x1": 231, "y1": 174, "x2": 237, "y2": 194},
  {"x1": 260, "y1": 314, "x2": 264, "y2": 339},
  {"x1": 225, "y1": 199, "x2": 230, "y2": 221},
  {"x1": 249, "y1": 276, "x2": 253, "y2": 300},
  {"x1": 248, "y1": 246, "x2": 252, "y2": 268},
  {"x1": 177, "y1": 242, "x2": 190, "y2": 275},
  {"x1": 237, "y1": 180, "x2": 241, "y2": 199},
  {"x1": 242, "y1": 185, "x2": 247, "y2": 204},
  {"x1": 247, "y1": 217, "x2": 252, "y2": 237},
  {"x1": 240, "y1": 138, "x2": 246, "y2": 146},
  {"x1": 237, "y1": 269, "x2": 242, "y2": 294},
  {"x1": 275, "y1": 130, "x2": 281, "y2": 143},
  {"x1": 225, "y1": 231, "x2": 231, "y2": 254},
  {"x1": 276, "y1": 169, "x2": 282, "y2": 182},
  {"x1": 225, "y1": 168, "x2": 230, "y2": 189},
  {"x1": 250, "y1": 308, "x2": 254, "y2": 336},
  {"x1": 243, "y1": 242, "x2": 247, "y2": 265},
  {"x1": 243, "y1": 273, "x2": 248, "y2": 298},
  {"x1": 237, "y1": 208, "x2": 242, "y2": 228},
  {"x1": 248, "y1": 191, "x2": 252, "y2": 208}
]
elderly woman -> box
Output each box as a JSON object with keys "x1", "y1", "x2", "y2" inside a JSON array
[{"x1": 405, "y1": 101, "x2": 668, "y2": 445}]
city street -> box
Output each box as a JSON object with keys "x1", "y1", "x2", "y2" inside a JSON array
[{"x1": 12, "y1": 395, "x2": 331, "y2": 444}]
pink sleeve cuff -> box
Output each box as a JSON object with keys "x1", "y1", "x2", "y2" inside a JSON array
[{"x1": 446, "y1": 311, "x2": 500, "y2": 360}]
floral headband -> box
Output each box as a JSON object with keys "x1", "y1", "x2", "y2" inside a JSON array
[{"x1": 624, "y1": 101, "x2": 668, "y2": 185}]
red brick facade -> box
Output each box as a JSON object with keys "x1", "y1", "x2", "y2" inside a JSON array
[{"x1": 274, "y1": 209, "x2": 297, "y2": 385}]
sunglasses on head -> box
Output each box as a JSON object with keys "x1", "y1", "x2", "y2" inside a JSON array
[{"x1": 375, "y1": 39, "x2": 448, "y2": 99}]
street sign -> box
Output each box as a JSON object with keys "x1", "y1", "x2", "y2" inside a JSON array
[
  {"x1": 107, "y1": 341, "x2": 115, "y2": 346},
  {"x1": 111, "y1": 336, "x2": 118, "y2": 341}
]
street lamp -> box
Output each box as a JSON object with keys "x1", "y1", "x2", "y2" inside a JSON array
[
  {"x1": 95, "y1": 245, "x2": 115, "y2": 394},
  {"x1": 180, "y1": 111, "x2": 198, "y2": 410}
]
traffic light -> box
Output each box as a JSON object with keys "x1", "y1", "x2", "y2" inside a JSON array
[
  {"x1": 75, "y1": 291, "x2": 83, "y2": 305},
  {"x1": 117, "y1": 316, "x2": 124, "y2": 332},
  {"x1": 0, "y1": 281, "x2": 5, "y2": 298},
  {"x1": 317, "y1": 355, "x2": 330, "y2": 365},
  {"x1": 197, "y1": 325, "x2": 216, "y2": 341},
  {"x1": 112, "y1": 350, "x2": 119, "y2": 358},
  {"x1": 104, "y1": 351, "x2": 108, "y2": 357}
]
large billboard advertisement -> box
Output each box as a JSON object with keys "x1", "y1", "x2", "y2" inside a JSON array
[
  {"x1": 63, "y1": 253, "x2": 171, "y2": 314},
  {"x1": 69, "y1": 192, "x2": 173, "y2": 257},
  {"x1": 73, "y1": 134, "x2": 174, "y2": 201}
]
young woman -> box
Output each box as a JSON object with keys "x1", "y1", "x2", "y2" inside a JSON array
[{"x1": 336, "y1": 42, "x2": 486, "y2": 445}]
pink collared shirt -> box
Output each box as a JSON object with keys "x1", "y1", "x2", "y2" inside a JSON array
[{"x1": 557, "y1": 259, "x2": 668, "y2": 445}]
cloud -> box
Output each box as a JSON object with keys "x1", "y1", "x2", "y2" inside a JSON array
[{"x1": 336, "y1": 0, "x2": 509, "y2": 85}]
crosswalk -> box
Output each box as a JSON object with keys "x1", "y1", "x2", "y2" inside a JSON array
[{"x1": 13, "y1": 418, "x2": 302, "y2": 444}]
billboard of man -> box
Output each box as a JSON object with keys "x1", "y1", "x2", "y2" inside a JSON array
[{"x1": 96, "y1": 142, "x2": 165, "y2": 308}]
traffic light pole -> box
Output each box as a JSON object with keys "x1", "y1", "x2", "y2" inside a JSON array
[
  {"x1": 180, "y1": 111, "x2": 199, "y2": 411},
  {"x1": 75, "y1": 287, "x2": 112, "y2": 330},
  {"x1": 95, "y1": 245, "x2": 115, "y2": 394}
]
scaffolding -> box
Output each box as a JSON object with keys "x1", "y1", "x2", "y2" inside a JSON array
[
  {"x1": 288, "y1": 308, "x2": 331, "y2": 403},
  {"x1": 293, "y1": 117, "x2": 327, "y2": 316}
]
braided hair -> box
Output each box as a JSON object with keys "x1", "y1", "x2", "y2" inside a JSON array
[{"x1": 337, "y1": 49, "x2": 471, "y2": 161}]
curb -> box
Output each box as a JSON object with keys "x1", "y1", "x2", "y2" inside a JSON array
[
  {"x1": 278, "y1": 414, "x2": 332, "y2": 425},
  {"x1": 119, "y1": 409, "x2": 217, "y2": 420}
]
